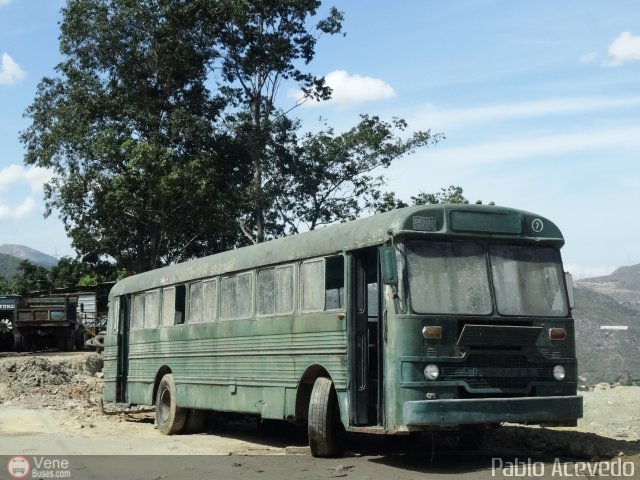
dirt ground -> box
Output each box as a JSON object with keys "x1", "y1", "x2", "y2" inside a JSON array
[{"x1": 0, "y1": 352, "x2": 639, "y2": 479}]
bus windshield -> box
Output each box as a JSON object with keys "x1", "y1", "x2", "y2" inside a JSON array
[
  {"x1": 406, "y1": 241, "x2": 492, "y2": 315},
  {"x1": 406, "y1": 241, "x2": 568, "y2": 317},
  {"x1": 490, "y1": 245, "x2": 568, "y2": 317}
]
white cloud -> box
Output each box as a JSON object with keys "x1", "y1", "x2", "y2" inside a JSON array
[
  {"x1": 289, "y1": 70, "x2": 396, "y2": 108},
  {"x1": 0, "y1": 165, "x2": 50, "y2": 221},
  {"x1": 579, "y1": 51, "x2": 599, "y2": 65},
  {"x1": 0, "y1": 164, "x2": 53, "y2": 193},
  {"x1": 0, "y1": 197, "x2": 37, "y2": 220},
  {"x1": 605, "y1": 31, "x2": 640, "y2": 67},
  {"x1": 0, "y1": 52, "x2": 26, "y2": 85},
  {"x1": 425, "y1": 126, "x2": 640, "y2": 167},
  {"x1": 0, "y1": 0, "x2": 13, "y2": 5},
  {"x1": 584, "y1": 32, "x2": 640, "y2": 68},
  {"x1": 410, "y1": 97, "x2": 640, "y2": 129}
]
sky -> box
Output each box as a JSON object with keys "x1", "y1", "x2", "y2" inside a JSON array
[{"x1": 0, "y1": 0, "x2": 639, "y2": 278}]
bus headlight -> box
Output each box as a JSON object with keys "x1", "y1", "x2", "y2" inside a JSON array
[
  {"x1": 424, "y1": 364, "x2": 439, "y2": 381},
  {"x1": 553, "y1": 365, "x2": 566, "y2": 381}
]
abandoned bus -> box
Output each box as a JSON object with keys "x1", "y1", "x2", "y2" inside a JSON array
[{"x1": 103, "y1": 204, "x2": 583, "y2": 456}]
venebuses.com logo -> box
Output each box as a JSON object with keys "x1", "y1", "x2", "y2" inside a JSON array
[
  {"x1": 6, "y1": 456, "x2": 72, "y2": 479},
  {"x1": 7, "y1": 456, "x2": 30, "y2": 479}
]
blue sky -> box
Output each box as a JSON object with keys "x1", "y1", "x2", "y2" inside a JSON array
[{"x1": 1, "y1": 0, "x2": 639, "y2": 277}]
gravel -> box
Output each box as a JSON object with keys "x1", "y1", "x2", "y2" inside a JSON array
[{"x1": 0, "y1": 353, "x2": 638, "y2": 461}]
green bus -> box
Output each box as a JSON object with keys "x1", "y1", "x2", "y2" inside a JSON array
[{"x1": 103, "y1": 204, "x2": 583, "y2": 456}]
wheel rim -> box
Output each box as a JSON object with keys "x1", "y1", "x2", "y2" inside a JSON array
[
  {"x1": 0, "y1": 319, "x2": 12, "y2": 334},
  {"x1": 159, "y1": 388, "x2": 171, "y2": 423}
]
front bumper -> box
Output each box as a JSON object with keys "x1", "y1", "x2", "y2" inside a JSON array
[{"x1": 403, "y1": 395, "x2": 583, "y2": 427}]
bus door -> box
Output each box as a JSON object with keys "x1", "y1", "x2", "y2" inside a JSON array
[
  {"x1": 116, "y1": 295, "x2": 130, "y2": 402},
  {"x1": 349, "y1": 247, "x2": 382, "y2": 426}
]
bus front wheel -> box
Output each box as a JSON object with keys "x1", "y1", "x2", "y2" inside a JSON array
[
  {"x1": 308, "y1": 377, "x2": 345, "y2": 457},
  {"x1": 155, "y1": 374, "x2": 187, "y2": 435}
]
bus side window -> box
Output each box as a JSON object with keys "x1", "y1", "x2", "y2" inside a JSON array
[
  {"x1": 189, "y1": 282, "x2": 204, "y2": 323},
  {"x1": 220, "y1": 273, "x2": 253, "y2": 320},
  {"x1": 132, "y1": 293, "x2": 145, "y2": 330},
  {"x1": 175, "y1": 285, "x2": 186, "y2": 324},
  {"x1": 161, "y1": 286, "x2": 186, "y2": 325},
  {"x1": 300, "y1": 256, "x2": 344, "y2": 312},
  {"x1": 144, "y1": 290, "x2": 160, "y2": 328},
  {"x1": 161, "y1": 288, "x2": 176, "y2": 327},
  {"x1": 325, "y1": 256, "x2": 344, "y2": 310},
  {"x1": 300, "y1": 260, "x2": 324, "y2": 312},
  {"x1": 203, "y1": 279, "x2": 218, "y2": 322},
  {"x1": 258, "y1": 265, "x2": 294, "y2": 316}
]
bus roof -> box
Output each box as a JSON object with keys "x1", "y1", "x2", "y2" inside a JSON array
[{"x1": 110, "y1": 204, "x2": 564, "y2": 297}]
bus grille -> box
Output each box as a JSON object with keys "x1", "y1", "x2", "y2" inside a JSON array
[{"x1": 441, "y1": 355, "x2": 551, "y2": 390}]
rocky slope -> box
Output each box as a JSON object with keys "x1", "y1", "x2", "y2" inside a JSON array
[
  {"x1": 577, "y1": 263, "x2": 640, "y2": 309},
  {"x1": 573, "y1": 286, "x2": 640, "y2": 385}
]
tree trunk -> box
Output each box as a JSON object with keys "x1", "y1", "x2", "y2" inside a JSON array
[{"x1": 251, "y1": 97, "x2": 265, "y2": 243}]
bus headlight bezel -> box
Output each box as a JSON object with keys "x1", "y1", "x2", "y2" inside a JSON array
[
  {"x1": 553, "y1": 365, "x2": 566, "y2": 381},
  {"x1": 424, "y1": 364, "x2": 440, "y2": 381}
]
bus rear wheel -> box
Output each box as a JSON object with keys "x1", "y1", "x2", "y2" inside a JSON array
[
  {"x1": 155, "y1": 374, "x2": 187, "y2": 435},
  {"x1": 308, "y1": 377, "x2": 345, "y2": 457}
]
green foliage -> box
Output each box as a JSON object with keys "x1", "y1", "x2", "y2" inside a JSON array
[
  {"x1": 410, "y1": 186, "x2": 467, "y2": 205},
  {"x1": 375, "y1": 186, "x2": 468, "y2": 213},
  {"x1": 270, "y1": 115, "x2": 441, "y2": 233},
  {"x1": 22, "y1": 0, "x2": 247, "y2": 273},
  {"x1": 0, "y1": 276, "x2": 14, "y2": 295},
  {"x1": 12, "y1": 260, "x2": 51, "y2": 295},
  {"x1": 48, "y1": 256, "x2": 89, "y2": 289},
  {"x1": 8, "y1": 257, "x2": 120, "y2": 294},
  {"x1": 22, "y1": 0, "x2": 444, "y2": 269},
  {"x1": 217, "y1": 0, "x2": 345, "y2": 243}
]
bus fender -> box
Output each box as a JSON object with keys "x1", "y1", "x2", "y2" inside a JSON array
[
  {"x1": 152, "y1": 365, "x2": 173, "y2": 405},
  {"x1": 294, "y1": 364, "x2": 331, "y2": 423}
]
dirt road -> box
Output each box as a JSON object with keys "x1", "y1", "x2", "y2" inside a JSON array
[{"x1": 0, "y1": 353, "x2": 639, "y2": 479}]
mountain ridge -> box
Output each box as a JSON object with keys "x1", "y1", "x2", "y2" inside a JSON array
[
  {"x1": 576, "y1": 263, "x2": 640, "y2": 307},
  {"x1": 0, "y1": 245, "x2": 59, "y2": 280},
  {"x1": 0, "y1": 244, "x2": 58, "y2": 269}
]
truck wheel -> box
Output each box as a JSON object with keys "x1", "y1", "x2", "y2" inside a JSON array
[
  {"x1": 308, "y1": 377, "x2": 345, "y2": 457},
  {"x1": 155, "y1": 374, "x2": 187, "y2": 435}
]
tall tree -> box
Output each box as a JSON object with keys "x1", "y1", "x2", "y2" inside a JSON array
[
  {"x1": 0, "y1": 276, "x2": 14, "y2": 295},
  {"x1": 22, "y1": 0, "x2": 247, "y2": 273},
  {"x1": 410, "y1": 186, "x2": 467, "y2": 205},
  {"x1": 12, "y1": 261, "x2": 51, "y2": 295},
  {"x1": 217, "y1": 0, "x2": 344, "y2": 243},
  {"x1": 375, "y1": 186, "x2": 468, "y2": 213},
  {"x1": 269, "y1": 115, "x2": 441, "y2": 234},
  {"x1": 48, "y1": 256, "x2": 119, "y2": 288}
]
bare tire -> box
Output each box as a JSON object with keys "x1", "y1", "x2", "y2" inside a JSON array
[
  {"x1": 155, "y1": 374, "x2": 187, "y2": 435},
  {"x1": 308, "y1": 377, "x2": 345, "y2": 457}
]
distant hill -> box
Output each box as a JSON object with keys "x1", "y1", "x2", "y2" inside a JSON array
[
  {"x1": 577, "y1": 263, "x2": 640, "y2": 309},
  {"x1": 573, "y1": 286, "x2": 640, "y2": 385},
  {"x1": 0, "y1": 245, "x2": 58, "y2": 269},
  {"x1": 0, "y1": 254, "x2": 24, "y2": 280}
]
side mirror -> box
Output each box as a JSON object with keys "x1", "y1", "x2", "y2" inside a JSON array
[
  {"x1": 565, "y1": 272, "x2": 575, "y2": 309},
  {"x1": 379, "y1": 246, "x2": 399, "y2": 285}
]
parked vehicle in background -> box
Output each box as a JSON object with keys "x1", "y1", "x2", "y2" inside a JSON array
[
  {"x1": 12, "y1": 295, "x2": 79, "y2": 351},
  {"x1": 0, "y1": 283, "x2": 112, "y2": 352}
]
